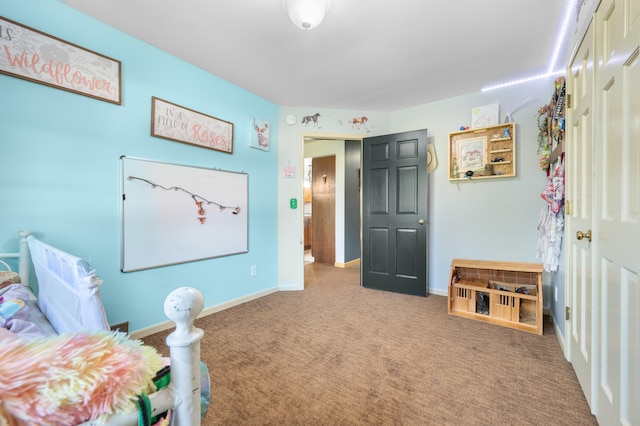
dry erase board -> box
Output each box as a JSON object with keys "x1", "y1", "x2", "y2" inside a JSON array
[{"x1": 120, "y1": 156, "x2": 248, "y2": 272}]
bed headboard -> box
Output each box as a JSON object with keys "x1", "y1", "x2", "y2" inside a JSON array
[
  {"x1": 0, "y1": 230, "x2": 30, "y2": 287},
  {"x1": 27, "y1": 235, "x2": 110, "y2": 334}
]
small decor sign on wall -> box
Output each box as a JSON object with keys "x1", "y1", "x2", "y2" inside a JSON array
[
  {"x1": 250, "y1": 117, "x2": 270, "y2": 151},
  {"x1": 151, "y1": 97, "x2": 234, "y2": 154},
  {"x1": 0, "y1": 16, "x2": 121, "y2": 104}
]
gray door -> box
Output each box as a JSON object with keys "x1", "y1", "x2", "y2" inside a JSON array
[{"x1": 362, "y1": 129, "x2": 428, "y2": 296}]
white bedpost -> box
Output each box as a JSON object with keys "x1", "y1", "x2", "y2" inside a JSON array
[
  {"x1": 18, "y1": 230, "x2": 30, "y2": 288},
  {"x1": 164, "y1": 286, "x2": 205, "y2": 426}
]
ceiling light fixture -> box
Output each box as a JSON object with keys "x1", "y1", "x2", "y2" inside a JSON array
[{"x1": 283, "y1": 0, "x2": 332, "y2": 31}]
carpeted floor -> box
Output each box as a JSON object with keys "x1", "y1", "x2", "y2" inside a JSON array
[{"x1": 142, "y1": 262, "x2": 597, "y2": 425}]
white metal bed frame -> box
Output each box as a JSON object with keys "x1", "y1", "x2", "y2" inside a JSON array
[{"x1": 0, "y1": 231, "x2": 206, "y2": 425}]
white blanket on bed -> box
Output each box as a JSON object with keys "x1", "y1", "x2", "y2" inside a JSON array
[{"x1": 0, "y1": 284, "x2": 47, "y2": 340}]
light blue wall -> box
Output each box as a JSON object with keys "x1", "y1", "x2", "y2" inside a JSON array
[{"x1": 0, "y1": 1, "x2": 279, "y2": 333}]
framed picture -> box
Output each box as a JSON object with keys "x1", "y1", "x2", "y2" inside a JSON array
[
  {"x1": 151, "y1": 97, "x2": 234, "y2": 154},
  {"x1": 0, "y1": 16, "x2": 121, "y2": 104},
  {"x1": 448, "y1": 122, "x2": 516, "y2": 180},
  {"x1": 457, "y1": 136, "x2": 487, "y2": 172},
  {"x1": 250, "y1": 117, "x2": 270, "y2": 151},
  {"x1": 471, "y1": 103, "x2": 499, "y2": 128}
]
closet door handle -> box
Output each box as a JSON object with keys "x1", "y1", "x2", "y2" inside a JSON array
[
  {"x1": 576, "y1": 230, "x2": 592, "y2": 242},
  {"x1": 418, "y1": 219, "x2": 425, "y2": 225}
]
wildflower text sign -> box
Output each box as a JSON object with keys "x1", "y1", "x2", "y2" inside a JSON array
[{"x1": 0, "y1": 16, "x2": 121, "y2": 104}]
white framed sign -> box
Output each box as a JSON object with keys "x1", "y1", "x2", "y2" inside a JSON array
[{"x1": 151, "y1": 97, "x2": 234, "y2": 154}]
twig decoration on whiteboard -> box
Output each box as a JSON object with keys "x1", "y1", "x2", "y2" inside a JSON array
[{"x1": 127, "y1": 176, "x2": 241, "y2": 224}]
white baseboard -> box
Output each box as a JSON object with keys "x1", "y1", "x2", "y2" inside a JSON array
[
  {"x1": 551, "y1": 311, "x2": 568, "y2": 360},
  {"x1": 428, "y1": 288, "x2": 447, "y2": 297},
  {"x1": 130, "y1": 286, "x2": 279, "y2": 340},
  {"x1": 279, "y1": 283, "x2": 303, "y2": 291},
  {"x1": 335, "y1": 258, "x2": 360, "y2": 268}
]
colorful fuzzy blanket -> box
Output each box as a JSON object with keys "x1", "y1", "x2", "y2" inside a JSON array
[{"x1": 0, "y1": 329, "x2": 164, "y2": 425}]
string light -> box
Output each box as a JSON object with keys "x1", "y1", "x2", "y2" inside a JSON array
[
  {"x1": 127, "y1": 176, "x2": 241, "y2": 224},
  {"x1": 482, "y1": 0, "x2": 579, "y2": 92}
]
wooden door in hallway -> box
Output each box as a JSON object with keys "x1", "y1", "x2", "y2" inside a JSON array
[{"x1": 311, "y1": 155, "x2": 335, "y2": 265}]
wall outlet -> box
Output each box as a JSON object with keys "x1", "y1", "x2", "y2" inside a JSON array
[
  {"x1": 251, "y1": 265, "x2": 257, "y2": 276},
  {"x1": 554, "y1": 286, "x2": 558, "y2": 302}
]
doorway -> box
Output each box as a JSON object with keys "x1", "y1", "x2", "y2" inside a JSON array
[{"x1": 302, "y1": 136, "x2": 362, "y2": 281}]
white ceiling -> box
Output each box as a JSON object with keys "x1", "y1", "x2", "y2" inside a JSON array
[{"x1": 64, "y1": 0, "x2": 572, "y2": 112}]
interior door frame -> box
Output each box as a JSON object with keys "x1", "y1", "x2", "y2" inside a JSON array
[{"x1": 298, "y1": 132, "x2": 365, "y2": 276}]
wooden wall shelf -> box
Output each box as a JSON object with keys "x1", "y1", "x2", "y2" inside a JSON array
[{"x1": 448, "y1": 122, "x2": 516, "y2": 181}]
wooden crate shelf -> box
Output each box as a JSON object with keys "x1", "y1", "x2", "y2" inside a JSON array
[{"x1": 447, "y1": 259, "x2": 544, "y2": 335}]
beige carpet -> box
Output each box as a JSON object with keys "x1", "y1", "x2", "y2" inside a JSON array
[{"x1": 143, "y1": 262, "x2": 597, "y2": 425}]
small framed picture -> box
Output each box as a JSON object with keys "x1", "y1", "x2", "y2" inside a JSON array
[
  {"x1": 457, "y1": 136, "x2": 487, "y2": 172},
  {"x1": 250, "y1": 117, "x2": 270, "y2": 151}
]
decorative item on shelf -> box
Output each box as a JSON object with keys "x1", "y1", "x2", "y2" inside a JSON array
[
  {"x1": 451, "y1": 157, "x2": 459, "y2": 178},
  {"x1": 537, "y1": 76, "x2": 565, "y2": 173},
  {"x1": 471, "y1": 103, "x2": 499, "y2": 128},
  {"x1": 536, "y1": 104, "x2": 550, "y2": 150},
  {"x1": 503, "y1": 127, "x2": 510, "y2": 138},
  {"x1": 539, "y1": 145, "x2": 551, "y2": 170}
]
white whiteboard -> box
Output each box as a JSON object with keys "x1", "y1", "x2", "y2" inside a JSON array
[{"x1": 120, "y1": 156, "x2": 248, "y2": 272}]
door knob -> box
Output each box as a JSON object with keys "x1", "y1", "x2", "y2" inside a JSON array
[
  {"x1": 418, "y1": 219, "x2": 425, "y2": 225},
  {"x1": 576, "y1": 229, "x2": 592, "y2": 242}
]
